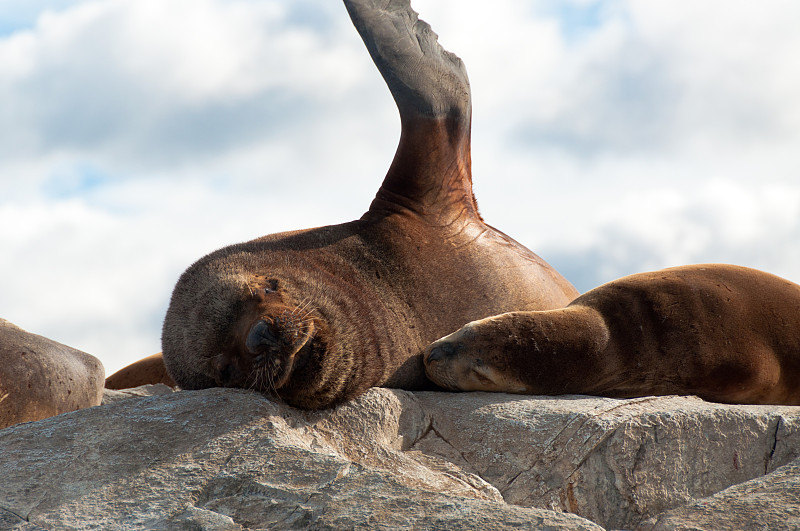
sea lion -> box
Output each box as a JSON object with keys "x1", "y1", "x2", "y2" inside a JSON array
[
  {"x1": 424, "y1": 264, "x2": 800, "y2": 406},
  {"x1": 105, "y1": 353, "x2": 176, "y2": 390},
  {"x1": 160, "y1": 0, "x2": 577, "y2": 410},
  {"x1": 0, "y1": 319, "x2": 105, "y2": 428}
]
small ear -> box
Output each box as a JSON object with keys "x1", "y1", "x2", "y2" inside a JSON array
[{"x1": 343, "y1": 0, "x2": 471, "y2": 121}]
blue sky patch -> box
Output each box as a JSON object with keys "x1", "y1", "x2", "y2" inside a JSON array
[
  {"x1": 536, "y1": 0, "x2": 610, "y2": 42},
  {"x1": 283, "y1": 1, "x2": 338, "y2": 32},
  {"x1": 46, "y1": 163, "x2": 112, "y2": 199},
  {"x1": 0, "y1": 0, "x2": 82, "y2": 36}
]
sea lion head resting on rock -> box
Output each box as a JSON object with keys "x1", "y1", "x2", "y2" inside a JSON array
[
  {"x1": 424, "y1": 264, "x2": 800, "y2": 406},
  {"x1": 160, "y1": 0, "x2": 577, "y2": 410}
]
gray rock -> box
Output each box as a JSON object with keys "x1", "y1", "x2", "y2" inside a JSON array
[
  {"x1": 1, "y1": 387, "x2": 798, "y2": 530},
  {"x1": 412, "y1": 392, "x2": 800, "y2": 529},
  {"x1": 0, "y1": 319, "x2": 104, "y2": 429},
  {"x1": 0, "y1": 507, "x2": 48, "y2": 530},
  {"x1": 0, "y1": 388, "x2": 601, "y2": 530},
  {"x1": 637, "y1": 457, "x2": 800, "y2": 531},
  {"x1": 102, "y1": 383, "x2": 175, "y2": 405}
]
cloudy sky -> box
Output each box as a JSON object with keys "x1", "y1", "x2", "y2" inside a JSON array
[{"x1": 2, "y1": 0, "x2": 799, "y2": 375}]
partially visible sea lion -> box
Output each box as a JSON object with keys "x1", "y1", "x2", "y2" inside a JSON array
[
  {"x1": 160, "y1": 0, "x2": 577, "y2": 410},
  {"x1": 105, "y1": 353, "x2": 176, "y2": 390},
  {"x1": 424, "y1": 264, "x2": 800, "y2": 406},
  {"x1": 0, "y1": 319, "x2": 105, "y2": 428}
]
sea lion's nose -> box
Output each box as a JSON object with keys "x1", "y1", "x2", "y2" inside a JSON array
[
  {"x1": 246, "y1": 320, "x2": 280, "y2": 354},
  {"x1": 426, "y1": 343, "x2": 455, "y2": 363}
]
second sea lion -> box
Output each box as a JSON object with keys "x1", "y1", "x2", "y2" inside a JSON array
[{"x1": 424, "y1": 264, "x2": 800, "y2": 405}]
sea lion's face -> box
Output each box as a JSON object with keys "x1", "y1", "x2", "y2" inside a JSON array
[
  {"x1": 214, "y1": 284, "x2": 321, "y2": 395},
  {"x1": 423, "y1": 321, "x2": 529, "y2": 393},
  {"x1": 162, "y1": 258, "x2": 339, "y2": 408},
  {"x1": 163, "y1": 247, "x2": 394, "y2": 409}
]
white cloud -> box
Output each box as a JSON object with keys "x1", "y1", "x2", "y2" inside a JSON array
[
  {"x1": 1, "y1": 0, "x2": 799, "y2": 374},
  {"x1": 0, "y1": 0, "x2": 380, "y2": 179},
  {"x1": 416, "y1": 0, "x2": 800, "y2": 290},
  {"x1": 537, "y1": 179, "x2": 800, "y2": 292}
]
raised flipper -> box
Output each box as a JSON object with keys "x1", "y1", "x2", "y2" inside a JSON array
[
  {"x1": 160, "y1": 0, "x2": 578, "y2": 410},
  {"x1": 344, "y1": 0, "x2": 470, "y2": 120},
  {"x1": 344, "y1": 0, "x2": 477, "y2": 219}
]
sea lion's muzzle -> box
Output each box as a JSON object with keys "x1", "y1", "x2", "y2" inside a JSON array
[
  {"x1": 423, "y1": 337, "x2": 465, "y2": 391},
  {"x1": 423, "y1": 325, "x2": 514, "y2": 392},
  {"x1": 424, "y1": 343, "x2": 457, "y2": 364},
  {"x1": 216, "y1": 316, "x2": 315, "y2": 392},
  {"x1": 245, "y1": 320, "x2": 281, "y2": 353}
]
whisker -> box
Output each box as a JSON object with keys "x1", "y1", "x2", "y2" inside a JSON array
[
  {"x1": 293, "y1": 298, "x2": 317, "y2": 322},
  {"x1": 293, "y1": 298, "x2": 312, "y2": 315}
]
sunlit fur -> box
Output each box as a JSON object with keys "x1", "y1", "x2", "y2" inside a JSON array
[
  {"x1": 162, "y1": 245, "x2": 411, "y2": 409},
  {"x1": 425, "y1": 265, "x2": 800, "y2": 406},
  {"x1": 160, "y1": 0, "x2": 579, "y2": 410}
]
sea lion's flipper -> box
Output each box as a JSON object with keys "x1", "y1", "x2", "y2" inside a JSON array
[
  {"x1": 344, "y1": 0, "x2": 470, "y2": 120},
  {"x1": 344, "y1": 0, "x2": 477, "y2": 218}
]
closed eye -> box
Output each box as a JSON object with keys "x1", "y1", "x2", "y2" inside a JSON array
[{"x1": 471, "y1": 368, "x2": 494, "y2": 386}]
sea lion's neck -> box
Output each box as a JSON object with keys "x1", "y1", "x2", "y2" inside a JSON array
[
  {"x1": 345, "y1": 0, "x2": 477, "y2": 226},
  {"x1": 366, "y1": 115, "x2": 478, "y2": 225}
]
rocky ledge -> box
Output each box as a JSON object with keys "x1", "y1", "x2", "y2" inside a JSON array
[{"x1": 1, "y1": 386, "x2": 798, "y2": 530}]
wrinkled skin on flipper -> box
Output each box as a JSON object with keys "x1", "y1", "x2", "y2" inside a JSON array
[
  {"x1": 160, "y1": 0, "x2": 577, "y2": 409},
  {"x1": 424, "y1": 264, "x2": 800, "y2": 406}
]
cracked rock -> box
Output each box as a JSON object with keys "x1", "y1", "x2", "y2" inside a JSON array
[
  {"x1": 0, "y1": 388, "x2": 600, "y2": 530},
  {"x1": 412, "y1": 391, "x2": 800, "y2": 529},
  {"x1": 636, "y1": 457, "x2": 800, "y2": 531},
  {"x1": 1, "y1": 387, "x2": 798, "y2": 530}
]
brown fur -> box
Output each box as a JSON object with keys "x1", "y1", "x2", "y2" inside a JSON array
[
  {"x1": 159, "y1": 1, "x2": 577, "y2": 409},
  {"x1": 105, "y1": 353, "x2": 176, "y2": 390},
  {"x1": 424, "y1": 265, "x2": 800, "y2": 406},
  {"x1": 1, "y1": 319, "x2": 105, "y2": 428}
]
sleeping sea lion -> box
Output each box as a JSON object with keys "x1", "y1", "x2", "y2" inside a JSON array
[
  {"x1": 1, "y1": 319, "x2": 105, "y2": 428},
  {"x1": 159, "y1": 0, "x2": 577, "y2": 409},
  {"x1": 424, "y1": 264, "x2": 800, "y2": 405}
]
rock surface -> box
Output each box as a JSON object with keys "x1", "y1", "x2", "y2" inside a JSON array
[
  {"x1": 412, "y1": 392, "x2": 800, "y2": 529},
  {"x1": 101, "y1": 383, "x2": 176, "y2": 405},
  {"x1": 0, "y1": 387, "x2": 798, "y2": 530},
  {"x1": 0, "y1": 388, "x2": 601, "y2": 530},
  {"x1": 637, "y1": 457, "x2": 800, "y2": 531},
  {"x1": 0, "y1": 319, "x2": 104, "y2": 429}
]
